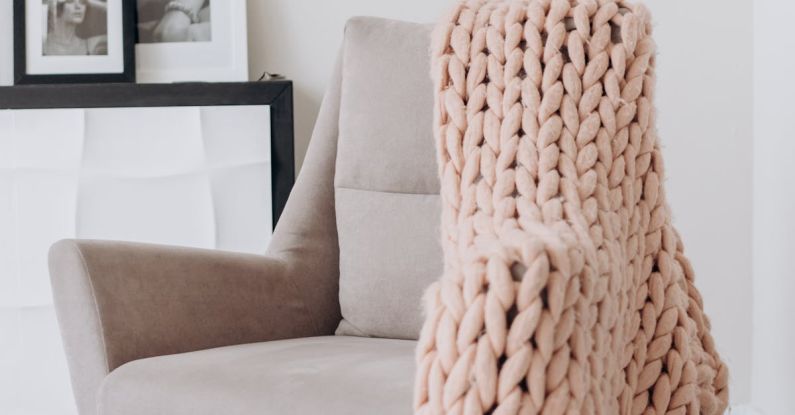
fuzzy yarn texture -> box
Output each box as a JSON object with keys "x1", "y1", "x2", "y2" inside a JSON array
[{"x1": 414, "y1": 1, "x2": 730, "y2": 414}]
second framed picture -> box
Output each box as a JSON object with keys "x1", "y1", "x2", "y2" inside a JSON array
[
  {"x1": 13, "y1": 0, "x2": 136, "y2": 84},
  {"x1": 135, "y1": 0, "x2": 248, "y2": 83}
]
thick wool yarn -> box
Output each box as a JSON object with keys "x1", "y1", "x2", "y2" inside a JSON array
[{"x1": 414, "y1": 1, "x2": 729, "y2": 414}]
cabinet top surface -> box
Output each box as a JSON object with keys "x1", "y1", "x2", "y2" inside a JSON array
[{"x1": 0, "y1": 81, "x2": 292, "y2": 110}]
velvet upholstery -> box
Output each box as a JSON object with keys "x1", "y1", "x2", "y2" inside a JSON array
[
  {"x1": 49, "y1": 240, "x2": 335, "y2": 415},
  {"x1": 50, "y1": 48, "x2": 346, "y2": 415},
  {"x1": 334, "y1": 17, "x2": 442, "y2": 340},
  {"x1": 97, "y1": 336, "x2": 415, "y2": 415},
  {"x1": 49, "y1": 16, "x2": 437, "y2": 415}
]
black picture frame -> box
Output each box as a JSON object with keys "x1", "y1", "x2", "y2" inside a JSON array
[
  {"x1": 13, "y1": 0, "x2": 136, "y2": 85},
  {"x1": 0, "y1": 80, "x2": 296, "y2": 227}
]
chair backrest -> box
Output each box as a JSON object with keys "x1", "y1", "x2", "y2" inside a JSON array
[{"x1": 268, "y1": 17, "x2": 441, "y2": 340}]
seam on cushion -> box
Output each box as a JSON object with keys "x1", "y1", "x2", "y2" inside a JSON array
[
  {"x1": 72, "y1": 241, "x2": 111, "y2": 374},
  {"x1": 337, "y1": 318, "x2": 371, "y2": 338},
  {"x1": 335, "y1": 186, "x2": 440, "y2": 197}
]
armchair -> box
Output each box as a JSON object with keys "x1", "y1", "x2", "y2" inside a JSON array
[{"x1": 50, "y1": 17, "x2": 437, "y2": 415}]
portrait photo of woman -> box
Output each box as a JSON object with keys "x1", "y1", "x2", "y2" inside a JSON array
[
  {"x1": 137, "y1": 0, "x2": 212, "y2": 43},
  {"x1": 42, "y1": 0, "x2": 108, "y2": 56},
  {"x1": 15, "y1": 0, "x2": 135, "y2": 83}
]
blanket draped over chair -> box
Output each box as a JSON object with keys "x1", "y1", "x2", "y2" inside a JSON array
[{"x1": 415, "y1": 1, "x2": 729, "y2": 414}]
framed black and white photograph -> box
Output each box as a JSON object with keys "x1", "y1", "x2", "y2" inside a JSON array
[
  {"x1": 137, "y1": 0, "x2": 212, "y2": 43},
  {"x1": 13, "y1": 0, "x2": 136, "y2": 84},
  {"x1": 134, "y1": 0, "x2": 247, "y2": 83}
]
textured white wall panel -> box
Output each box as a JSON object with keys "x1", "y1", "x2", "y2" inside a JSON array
[
  {"x1": 14, "y1": 307, "x2": 75, "y2": 414},
  {"x1": 201, "y1": 106, "x2": 272, "y2": 166},
  {"x1": 83, "y1": 107, "x2": 204, "y2": 176},
  {"x1": 0, "y1": 310, "x2": 19, "y2": 405},
  {"x1": 76, "y1": 174, "x2": 217, "y2": 248},
  {"x1": 0, "y1": 112, "x2": 12, "y2": 168},
  {"x1": 0, "y1": 174, "x2": 16, "y2": 307},
  {"x1": 16, "y1": 172, "x2": 79, "y2": 307},
  {"x1": 13, "y1": 110, "x2": 85, "y2": 170},
  {"x1": 210, "y1": 163, "x2": 273, "y2": 253},
  {"x1": 0, "y1": 307, "x2": 76, "y2": 415}
]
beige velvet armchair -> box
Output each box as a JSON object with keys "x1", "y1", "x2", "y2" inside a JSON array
[{"x1": 49, "y1": 17, "x2": 440, "y2": 415}]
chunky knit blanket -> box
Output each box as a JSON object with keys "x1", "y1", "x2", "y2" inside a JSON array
[{"x1": 415, "y1": 1, "x2": 729, "y2": 414}]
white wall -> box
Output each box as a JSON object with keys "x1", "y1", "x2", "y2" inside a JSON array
[
  {"x1": 245, "y1": 0, "x2": 450, "y2": 172},
  {"x1": 752, "y1": 1, "x2": 795, "y2": 414},
  {"x1": 647, "y1": 0, "x2": 753, "y2": 405},
  {"x1": 247, "y1": 0, "x2": 754, "y2": 406}
]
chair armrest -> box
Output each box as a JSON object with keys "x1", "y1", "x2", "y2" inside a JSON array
[{"x1": 49, "y1": 239, "x2": 325, "y2": 415}]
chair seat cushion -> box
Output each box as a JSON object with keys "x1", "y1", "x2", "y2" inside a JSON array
[{"x1": 98, "y1": 336, "x2": 415, "y2": 415}]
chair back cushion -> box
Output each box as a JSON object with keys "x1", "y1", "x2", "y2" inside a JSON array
[{"x1": 334, "y1": 17, "x2": 440, "y2": 340}]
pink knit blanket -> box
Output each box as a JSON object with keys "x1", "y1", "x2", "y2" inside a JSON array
[{"x1": 415, "y1": 1, "x2": 729, "y2": 414}]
